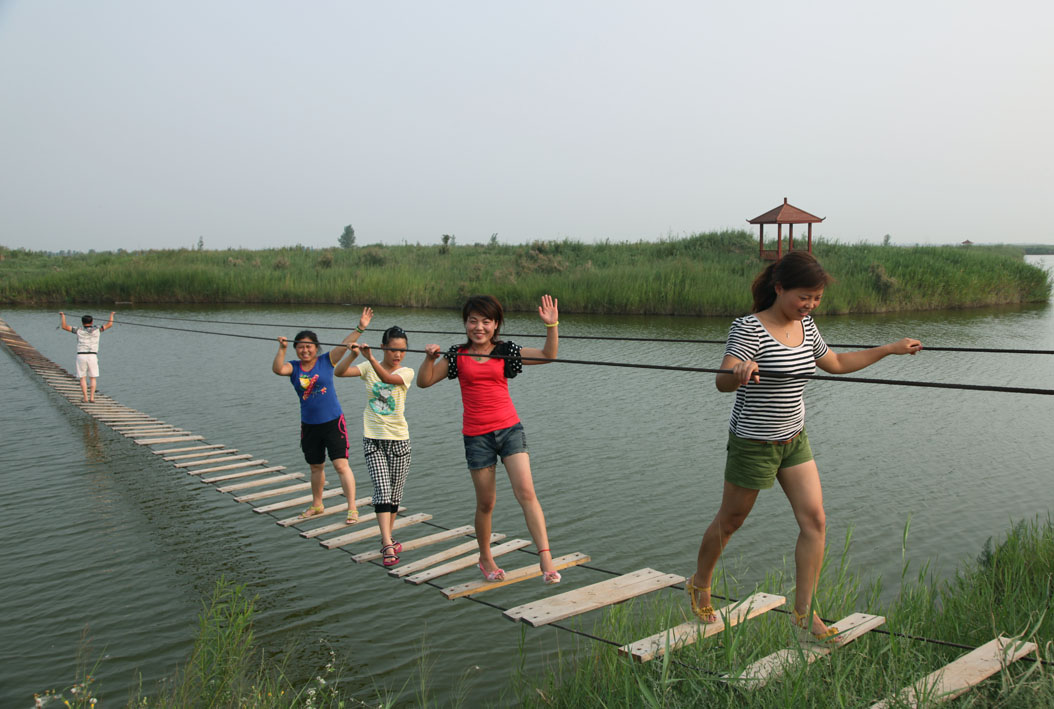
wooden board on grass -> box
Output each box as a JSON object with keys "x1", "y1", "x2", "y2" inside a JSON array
[
  {"x1": 403, "y1": 539, "x2": 530, "y2": 585},
  {"x1": 351, "y1": 526, "x2": 475, "y2": 563},
  {"x1": 871, "y1": 636, "x2": 1037, "y2": 708},
  {"x1": 505, "y1": 568, "x2": 685, "y2": 627},
  {"x1": 735, "y1": 612, "x2": 886, "y2": 689},
  {"x1": 441, "y1": 552, "x2": 591, "y2": 599},
  {"x1": 215, "y1": 473, "x2": 304, "y2": 493},
  {"x1": 273, "y1": 497, "x2": 373, "y2": 526},
  {"x1": 319, "y1": 513, "x2": 432, "y2": 548},
  {"x1": 388, "y1": 535, "x2": 507, "y2": 578},
  {"x1": 619, "y1": 592, "x2": 786, "y2": 663},
  {"x1": 200, "y1": 466, "x2": 285, "y2": 483}
]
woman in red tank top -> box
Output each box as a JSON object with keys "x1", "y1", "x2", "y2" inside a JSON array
[{"x1": 418, "y1": 294, "x2": 563, "y2": 584}]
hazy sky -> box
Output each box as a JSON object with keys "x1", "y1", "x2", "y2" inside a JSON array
[{"x1": 2, "y1": 1, "x2": 1052, "y2": 252}]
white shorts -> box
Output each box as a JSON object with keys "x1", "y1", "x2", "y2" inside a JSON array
[{"x1": 76, "y1": 354, "x2": 100, "y2": 378}]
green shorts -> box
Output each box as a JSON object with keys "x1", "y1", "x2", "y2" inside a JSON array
[{"x1": 724, "y1": 428, "x2": 814, "y2": 490}]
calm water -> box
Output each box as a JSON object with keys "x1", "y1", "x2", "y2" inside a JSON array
[{"x1": 2, "y1": 256, "x2": 1052, "y2": 706}]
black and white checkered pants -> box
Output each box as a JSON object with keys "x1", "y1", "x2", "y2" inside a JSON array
[{"x1": 362, "y1": 438, "x2": 412, "y2": 509}]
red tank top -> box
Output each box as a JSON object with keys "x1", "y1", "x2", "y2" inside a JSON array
[{"x1": 455, "y1": 351, "x2": 520, "y2": 436}]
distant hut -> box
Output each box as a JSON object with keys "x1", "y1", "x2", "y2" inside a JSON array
[
  {"x1": 961, "y1": 239, "x2": 974, "y2": 246},
  {"x1": 748, "y1": 198, "x2": 825, "y2": 260}
]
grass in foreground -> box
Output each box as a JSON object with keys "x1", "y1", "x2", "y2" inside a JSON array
[{"x1": 516, "y1": 517, "x2": 1054, "y2": 708}]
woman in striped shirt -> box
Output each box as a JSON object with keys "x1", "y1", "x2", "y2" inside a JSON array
[{"x1": 687, "y1": 252, "x2": 922, "y2": 642}]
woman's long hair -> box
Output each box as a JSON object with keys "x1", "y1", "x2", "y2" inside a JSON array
[
  {"x1": 459, "y1": 295, "x2": 504, "y2": 349},
  {"x1": 751, "y1": 251, "x2": 832, "y2": 312}
]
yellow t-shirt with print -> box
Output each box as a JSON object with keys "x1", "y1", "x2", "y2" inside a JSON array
[{"x1": 358, "y1": 360, "x2": 414, "y2": 440}]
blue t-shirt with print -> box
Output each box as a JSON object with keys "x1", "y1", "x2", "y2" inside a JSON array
[{"x1": 289, "y1": 354, "x2": 343, "y2": 424}]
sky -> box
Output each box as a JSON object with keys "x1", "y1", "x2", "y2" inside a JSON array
[{"x1": 1, "y1": 1, "x2": 1052, "y2": 252}]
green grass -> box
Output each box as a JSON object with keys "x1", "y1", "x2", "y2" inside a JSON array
[
  {"x1": 32, "y1": 518, "x2": 1054, "y2": 707},
  {"x1": 515, "y1": 517, "x2": 1054, "y2": 708},
  {"x1": 1, "y1": 233, "x2": 1049, "y2": 314}
]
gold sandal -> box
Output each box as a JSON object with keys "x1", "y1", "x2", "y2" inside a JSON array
[
  {"x1": 792, "y1": 608, "x2": 842, "y2": 644},
  {"x1": 301, "y1": 504, "x2": 325, "y2": 518},
  {"x1": 685, "y1": 575, "x2": 718, "y2": 624},
  {"x1": 346, "y1": 507, "x2": 359, "y2": 524}
]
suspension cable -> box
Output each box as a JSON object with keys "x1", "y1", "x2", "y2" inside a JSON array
[
  {"x1": 113, "y1": 318, "x2": 1054, "y2": 396},
  {"x1": 114, "y1": 312, "x2": 1054, "y2": 355}
]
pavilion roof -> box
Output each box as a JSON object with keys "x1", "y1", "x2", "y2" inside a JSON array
[{"x1": 747, "y1": 198, "x2": 824, "y2": 224}]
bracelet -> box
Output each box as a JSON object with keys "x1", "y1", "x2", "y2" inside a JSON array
[
  {"x1": 355, "y1": 326, "x2": 365, "y2": 333},
  {"x1": 544, "y1": 321, "x2": 559, "y2": 328}
]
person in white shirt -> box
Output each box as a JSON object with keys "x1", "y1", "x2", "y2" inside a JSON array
[{"x1": 59, "y1": 311, "x2": 115, "y2": 402}]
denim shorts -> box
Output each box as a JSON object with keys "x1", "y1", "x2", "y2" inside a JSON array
[
  {"x1": 724, "y1": 428, "x2": 813, "y2": 490},
  {"x1": 463, "y1": 422, "x2": 528, "y2": 470}
]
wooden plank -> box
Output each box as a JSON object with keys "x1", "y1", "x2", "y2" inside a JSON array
[
  {"x1": 441, "y1": 552, "x2": 592, "y2": 599},
  {"x1": 504, "y1": 568, "x2": 686, "y2": 628},
  {"x1": 200, "y1": 465, "x2": 287, "y2": 483},
  {"x1": 388, "y1": 535, "x2": 508, "y2": 578},
  {"x1": 404, "y1": 539, "x2": 530, "y2": 585},
  {"x1": 154, "y1": 444, "x2": 225, "y2": 454},
  {"x1": 233, "y1": 481, "x2": 311, "y2": 502},
  {"x1": 619, "y1": 592, "x2": 786, "y2": 663},
  {"x1": 252, "y1": 487, "x2": 347, "y2": 514},
  {"x1": 114, "y1": 425, "x2": 183, "y2": 433},
  {"x1": 871, "y1": 636, "x2": 1037, "y2": 708},
  {"x1": 214, "y1": 473, "x2": 304, "y2": 493},
  {"x1": 135, "y1": 435, "x2": 205, "y2": 445},
  {"x1": 164, "y1": 448, "x2": 239, "y2": 461},
  {"x1": 185, "y1": 459, "x2": 268, "y2": 475},
  {"x1": 273, "y1": 496, "x2": 373, "y2": 526},
  {"x1": 297, "y1": 506, "x2": 407, "y2": 538},
  {"x1": 174, "y1": 454, "x2": 253, "y2": 468},
  {"x1": 152, "y1": 442, "x2": 224, "y2": 453},
  {"x1": 351, "y1": 526, "x2": 475, "y2": 563},
  {"x1": 319, "y1": 513, "x2": 432, "y2": 548},
  {"x1": 736, "y1": 612, "x2": 886, "y2": 689}
]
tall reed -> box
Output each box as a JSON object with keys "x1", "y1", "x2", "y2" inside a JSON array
[{"x1": 2, "y1": 233, "x2": 1049, "y2": 314}]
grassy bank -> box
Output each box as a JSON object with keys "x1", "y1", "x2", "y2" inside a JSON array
[
  {"x1": 517, "y1": 517, "x2": 1054, "y2": 708},
  {"x1": 33, "y1": 518, "x2": 1054, "y2": 707},
  {"x1": 1, "y1": 232, "x2": 1049, "y2": 315}
]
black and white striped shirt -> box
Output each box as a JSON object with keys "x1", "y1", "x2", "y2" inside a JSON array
[{"x1": 724, "y1": 314, "x2": 829, "y2": 441}]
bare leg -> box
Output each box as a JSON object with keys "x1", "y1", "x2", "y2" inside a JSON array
[
  {"x1": 377, "y1": 511, "x2": 395, "y2": 548},
  {"x1": 693, "y1": 481, "x2": 760, "y2": 617},
  {"x1": 503, "y1": 453, "x2": 556, "y2": 574},
  {"x1": 88, "y1": 377, "x2": 97, "y2": 402},
  {"x1": 306, "y1": 462, "x2": 326, "y2": 512},
  {"x1": 79, "y1": 377, "x2": 89, "y2": 402},
  {"x1": 331, "y1": 458, "x2": 357, "y2": 519},
  {"x1": 469, "y1": 465, "x2": 500, "y2": 573},
  {"x1": 777, "y1": 460, "x2": 832, "y2": 635}
]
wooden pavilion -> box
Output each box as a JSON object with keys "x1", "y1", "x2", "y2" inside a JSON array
[{"x1": 748, "y1": 198, "x2": 824, "y2": 260}]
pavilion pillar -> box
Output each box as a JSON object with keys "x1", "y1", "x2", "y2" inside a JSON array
[
  {"x1": 759, "y1": 225, "x2": 764, "y2": 259},
  {"x1": 789, "y1": 224, "x2": 795, "y2": 251},
  {"x1": 777, "y1": 224, "x2": 783, "y2": 259},
  {"x1": 808, "y1": 223, "x2": 813, "y2": 252}
]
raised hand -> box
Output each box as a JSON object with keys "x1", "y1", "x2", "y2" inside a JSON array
[
  {"x1": 358, "y1": 307, "x2": 374, "y2": 331},
  {"x1": 538, "y1": 294, "x2": 559, "y2": 325},
  {"x1": 889, "y1": 338, "x2": 923, "y2": 355},
  {"x1": 277, "y1": 336, "x2": 288, "y2": 348},
  {"x1": 424, "y1": 343, "x2": 441, "y2": 360}
]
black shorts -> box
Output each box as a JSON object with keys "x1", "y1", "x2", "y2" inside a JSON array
[{"x1": 300, "y1": 415, "x2": 349, "y2": 465}]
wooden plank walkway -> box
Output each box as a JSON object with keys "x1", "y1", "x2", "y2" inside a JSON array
[
  {"x1": 619, "y1": 592, "x2": 786, "y2": 663},
  {"x1": 871, "y1": 636, "x2": 1036, "y2": 708},
  {"x1": 504, "y1": 568, "x2": 684, "y2": 627},
  {"x1": 735, "y1": 612, "x2": 886, "y2": 689},
  {"x1": 2, "y1": 316, "x2": 1031, "y2": 709}
]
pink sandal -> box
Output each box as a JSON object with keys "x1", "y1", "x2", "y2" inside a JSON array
[
  {"x1": 381, "y1": 544, "x2": 400, "y2": 567},
  {"x1": 478, "y1": 561, "x2": 505, "y2": 581},
  {"x1": 539, "y1": 548, "x2": 561, "y2": 584}
]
